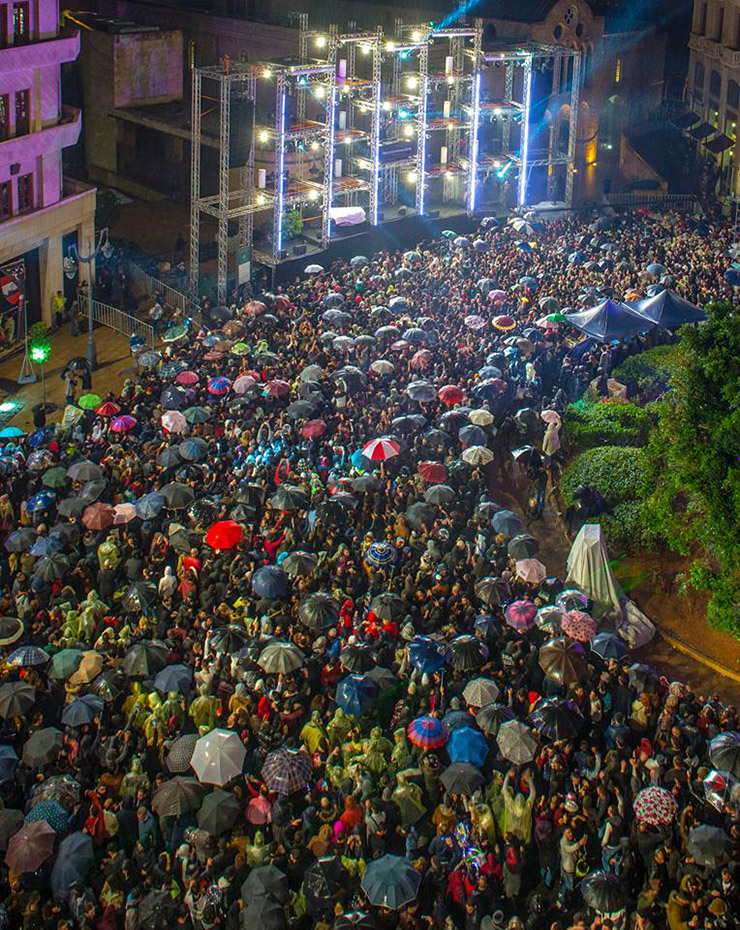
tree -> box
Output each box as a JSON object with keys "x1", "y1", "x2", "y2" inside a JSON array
[
  {"x1": 645, "y1": 301, "x2": 740, "y2": 632},
  {"x1": 282, "y1": 209, "x2": 303, "y2": 241}
]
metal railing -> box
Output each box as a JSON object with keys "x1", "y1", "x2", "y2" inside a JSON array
[
  {"x1": 79, "y1": 296, "x2": 156, "y2": 347},
  {"x1": 604, "y1": 192, "x2": 701, "y2": 213},
  {"x1": 127, "y1": 260, "x2": 202, "y2": 326}
]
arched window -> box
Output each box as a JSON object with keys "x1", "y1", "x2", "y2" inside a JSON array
[
  {"x1": 695, "y1": 60, "x2": 705, "y2": 89},
  {"x1": 710, "y1": 68, "x2": 722, "y2": 99},
  {"x1": 728, "y1": 79, "x2": 740, "y2": 110}
]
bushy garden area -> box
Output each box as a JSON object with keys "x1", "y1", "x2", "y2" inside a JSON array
[{"x1": 558, "y1": 305, "x2": 740, "y2": 636}]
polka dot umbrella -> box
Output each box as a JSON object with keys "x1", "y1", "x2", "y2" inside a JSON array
[{"x1": 633, "y1": 786, "x2": 678, "y2": 826}]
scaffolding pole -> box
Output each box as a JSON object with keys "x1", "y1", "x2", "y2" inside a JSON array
[
  {"x1": 415, "y1": 42, "x2": 429, "y2": 215},
  {"x1": 369, "y1": 26, "x2": 383, "y2": 224},
  {"x1": 467, "y1": 19, "x2": 483, "y2": 215},
  {"x1": 216, "y1": 75, "x2": 231, "y2": 305},
  {"x1": 564, "y1": 49, "x2": 582, "y2": 208},
  {"x1": 188, "y1": 68, "x2": 202, "y2": 301}
]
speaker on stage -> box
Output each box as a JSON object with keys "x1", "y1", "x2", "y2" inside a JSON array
[
  {"x1": 428, "y1": 210, "x2": 439, "y2": 219},
  {"x1": 398, "y1": 207, "x2": 408, "y2": 216},
  {"x1": 294, "y1": 244, "x2": 307, "y2": 256}
]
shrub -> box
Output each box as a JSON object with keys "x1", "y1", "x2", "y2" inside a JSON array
[
  {"x1": 564, "y1": 398, "x2": 652, "y2": 452},
  {"x1": 561, "y1": 446, "x2": 650, "y2": 508},
  {"x1": 590, "y1": 501, "x2": 658, "y2": 556},
  {"x1": 612, "y1": 344, "x2": 683, "y2": 395}
]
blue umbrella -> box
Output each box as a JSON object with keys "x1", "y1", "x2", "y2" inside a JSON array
[
  {"x1": 361, "y1": 855, "x2": 421, "y2": 909},
  {"x1": 30, "y1": 537, "x2": 64, "y2": 557},
  {"x1": 26, "y1": 800, "x2": 70, "y2": 834},
  {"x1": 135, "y1": 492, "x2": 165, "y2": 520},
  {"x1": 591, "y1": 631, "x2": 629, "y2": 661},
  {"x1": 519, "y1": 276, "x2": 538, "y2": 291},
  {"x1": 154, "y1": 664, "x2": 193, "y2": 694},
  {"x1": 492, "y1": 509, "x2": 523, "y2": 537},
  {"x1": 4, "y1": 528, "x2": 37, "y2": 552},
  {"x1": 568, "y1": 251, "x2": 586, "y2": 265},
  {"x1": 336, "y1": 674, "x2": 377, "y2": 716},
  {"x1": 27, "y1": 427, "x2": 54, "y2": 448},
  {"x1": 61, "y1": 694, "x2": 104, "y2": 727},
  {"x1": 459, "y1": 424, "x2": 487, "y2": 446},
  {"x1": 0, "y1": 426, "x2": 25, "y2": 439},
  {"x1": 646, "y1": 262, "x2": 666, "y2": 276},
  {"x1": 252, "y1": 566, "x2": 289, "y2": 599},
  {"x1": 407, "y1": 636, "x2": 449, "y2": 674},
  {"x1": 447, "y1": 726, "x2": 489, "y2": 768},
  {"x1": 474, "y1": 614, "x2": 500, "y2": 636},
  {"x1": 8, "y1": 646, "x2": 49, "y2": 667},
  {"x1": 26, "y1": 491, "x2": 56, "y2": 512},
  {"x1": 350, "y1": 449, "x2": 380, "y2": 471},
  {"x1": 365, "y1": 541, "x2": 396, "y2": 568},
  {"x1": 51, "y1": 832, "x2": 95, "y2": 899},
  {"x1": 0, "y1": 745, "x2": 18, "y2": 783},
  {"x1": 443, "y1": 710, "x2": 476, "y2": 731}
]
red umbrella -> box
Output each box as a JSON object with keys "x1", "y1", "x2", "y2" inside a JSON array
[
  {"x1": 418, "y1": 461, "x2": 448, "y2": 483},
  {"x1": 244, "y1": 300, "x2": 267, "y2": 316},
  {"x1": 562, "y1": 610, "x2": 597, "y2": 642},
  {"x1": 362, "y1": 438, "x2": 400, "y2": 461},
  {"x1": 205, "y1": 520, "x2": 244, "y2": 550},
  {"x1": 175, "y1": 371, "x2": 199, "y2": 386},
  {"x1": 95, "y1": 401, "x2": 120, "y2": 418},
  {"x1": 265, "y1": 380, "x2": 290, "y2": 397},
  {"x1": 301, "y1": 419, "x2": 327, "y2": 439},
  {"x1": 493, "y1": 315, "x2": 516, "y2": 332},
  {"x1": 5, "y1": 819, "x2": 56, "y2": 873},
  {"x1": 110, "y1": 415, "x2": 137, "y2": 433},
  {"x1": 82, "y1": 503, "x2": 115, "y2": 531},
  {"x1": 438, "y1": 385, "x2": 465, "y2": 406},
  {"x1": 273, "y1": 295, "x2": 291, "y2": 312}
]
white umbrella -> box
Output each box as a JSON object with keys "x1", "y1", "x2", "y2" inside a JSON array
[
  {"x1": 461, "y1": 445, "x2": 494, "y2": 465},
  {"x1": 305, "y1": 264, "x2": 324, "y2": 274},
  {"x1": 161, "y1": 410, "x2": 188, "y2": 434},
  {"x1": 191, "y1": 728, "x2": 246, "y2": 786},
  {"x1": 370, "y1": 360, "x2": 394, "y2": 375},
  {"x1": 462, "y1": 677, "x2": 500, "y2": 707},
  {"x1": 468, "y1": 409, "x2": 493, "y2": 427}
]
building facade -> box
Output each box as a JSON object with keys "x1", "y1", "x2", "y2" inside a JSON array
[
  {"x1": 687, "y1": 0, "x2": 740, "y2": 196},
  {"x1": 0, "y1": 0, "x2": 95, "y2": 330}
]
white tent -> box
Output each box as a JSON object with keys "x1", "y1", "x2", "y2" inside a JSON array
[{"x1": 566, "y1": 524, "x2": 654, "y2": 648}]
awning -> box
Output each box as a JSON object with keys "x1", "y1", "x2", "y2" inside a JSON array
[
  {"x1": 704, "y1": 133, "x2": 734, "y2": 153},
  {"x1": 689, "y1": 121, "x2": 716, "y2": 140},
  {"x1": 671, "y1": 111, "x2": 701, "y2": 130}
]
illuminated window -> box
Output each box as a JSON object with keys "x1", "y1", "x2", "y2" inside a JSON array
[
  {"x1": 613, "y1": 57, "x2": 622, "y2": 84},
  {"x1": 0, "y1": 95, "x2": 8, "y2": 140},
  {"x1": 17, "y1": 173, "x2": 33, "y2": 213},
  {"x1": 12, "y1": 2, "x2": 29, "y2": 42}
]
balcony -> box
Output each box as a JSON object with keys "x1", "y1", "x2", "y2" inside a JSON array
[
  {"x1": 689, "y1": 34, "x2": 722, "y2": 58},
  {"x1": 721, "y1": 46, "x2": 740, "y2": 68},
  {"x1": 0, "y1": 29, "x2": 79, "y2": 74},
  {"x1": 0, "y1": 106, "x2": 81, "y2": 167}
]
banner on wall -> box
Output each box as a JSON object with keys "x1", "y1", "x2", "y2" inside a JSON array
[{"x1": 0, "y1": 259, "x2": 25, "y2": 344}]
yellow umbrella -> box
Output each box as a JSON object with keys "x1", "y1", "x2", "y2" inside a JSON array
[{"x1": 68, "y1": 650, "x2": 103, "y2": 686}]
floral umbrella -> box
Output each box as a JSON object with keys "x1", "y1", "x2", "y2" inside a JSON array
[
  {"x1": 562, "y1": 610, "x2": 597, "y2": 642},
  {"x1": 633, "y1": 786, "x2": 678, "y2": 826}
]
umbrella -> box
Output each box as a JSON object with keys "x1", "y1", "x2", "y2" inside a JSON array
[
  {"x1": 5, "y1": 820, "x2": 56, "y2": 873},
  {"x1": 41, "y1": 466, "x2": 68, "y2": 489},
  {"x1": 299, "y1": 593, "x2": 339, "y2": 630},
  {"x1": 258, "y1": 641, "x2": 305, "y2": 674},
  {"x1": 122, "y1": 581, "x2": 158, "y2": 612},
  {"x1": 26, "y1": 491, "x2": 57, "y2": 513},
  {"x1": 242, "y1": 864, "x2": 290, "y2": 904},
  {"x1": 61, "y1": 694, "x2": 104, "y2": 726},
  {"x1": 339, "y1": 644, "x2": 375, "y2": 673},
  {"x1": 475, "y1": 575, "x2": 511, "y2": 607},
  {"x1": 476, "y1": 702, "x2": 515, "y2": 736},
  {"x1": 138, "y1": 890, "x2": 174, "y2": 930},
  {"x1": 459, "y1": 424, "x2": 487, "y2": 446},
  {"x1": 110, "y1": 414, "x2": 137, "y2": 433},
  {"x1": 205, "y1": 520, "x2": 243, "y2": 550},
  {"x1": 165, "y1": 734, "x2": 199, "y2": 774},
  {"x1": 365, "y1": 541, "x2": 396, "y2": 568},
  {"x1": 628, "y1": 662, "x2": 660, "y2": 693},
  {"x1": 0, "y1": 745, "x2": 17, "y2": 784},
  {"x1": 439, "y1": 762, "x2": 485, "y2": 796},
  {"x1": 89, "y1": 669, "x2": 127, "y2": 703},
  {"x1": 262, "y1": 746, "x2": 312, "y2": 794},
  {"x1": 362, "y1": 437, "x2": 400, "y2": 461},
  {"x1": 591, "y1": 631, "x2": 628, "y2": 661},
  {"x1": 687, "y1": 825, "x2": 731, "y2": 867},
  {"x1": 51, "y1": 832, "x2": 95, "y2": 900},
  {"x1": 152, "y1": 777, "x2": 205, "y2": 817},
  {"x1": 271, "y1": 485, "x2": 309, "y2": 511},
  {"x1": 581, "y1": 872, "x2": 628, "y2": 915},
  {"x1": 530, "y1": 699, "x2": 583, "y2": 741},
  {"x1": 633, "y1": 786, "x2": 678, "y2": 826},
  {"x1": 0, "y1": 682, "x2": 36, "y2": 718},
  {"x1": 406, "y1": 381, "x2": 436, "y2": 403},
  {"x1": 0, "y1": 810, "x2": 23, "y2": 851},
  {"x1": 702, "y1": 769, "x2": 739, "y2": 812},
  {"x1": 463, "y1": 678, "x2": 500, "y2": 707},
  {"x1": 304, "y1": 856, "x2": 349, "y2": 915},
  {"x1": 352, "y1": 475, "x2": 379, "y2": 493},
  {"x1": 556, "y1": 589, "x2": 589, "y2": 611},
  {"x1": 240, "y1": 897, "x2": 285, "y2": 930},
  {"x1": 448, "y1": 634, "x2": 488, "y2": 670},
  {"x1": 461, "y1": 445, "x2": 493, "y2": 465},
  {"x1": 82, "y1": 503, "x2": 115, "y2": 531},
  {"x1": 709, "y1": 731, "x2": 740, "y2": 778},
  {"x1": 362, "y1": 855, "x2": 420, "y2": 909},
  {"x1": 469, "y1": 409, "x2": 494, "y2": 426},
  {"x1": 8, "y1": 645, "x2": 49, "y2": 667},
  {"x1": 4, "y1": 528, "x2": 37, "y2": 552},
  {"x1": 22, "y1": 727, "x2": 63, "y2": 767},
  {"x1": 447, "y1": 727, "x2": 489, "y2": 767},
  {"x1": 333, "y1": 913, "x2": 376, "y2": 930},
  {"x1": 418, "y1": 461, "x2": 447, "y2": 483},
  {"x1": 515, "y1": 558, "x2": 547, "y2": 584},
  {"x1": 336, "y1": 674, "x2": 377, "y2": 716},
  {"x1": 179, "y1": 437, "x2": 209, "y2": 461},
  {"x1": 562, "y1": 610, "x2": 597, "y2": 642},
  {"x1": 474, "y1": 613, "x2": 501, "y2": 636},
  {"x1": 539, "y1": 637, "x2": 588, "y2": 685},
  {"x1": 507, "y1": 534, "x2": 539, "y2": 560},
  {"x1": 252, "y1": 566, "x2": 289, "y2": 599},
  {"x1": 505, "y1": 600, "x2": 537, "y2": 632},
  {"x1": 191, "y1": 729, "x2": 246, "y2": 786},
  {"x1": 369, "y1": 592, "x2": 406, "y2": 621},
  {"x1": 408, "y1": 716, "x2": 448, "y2": 749},
  {"x1": 68, "y1": 650, "x2": 104, "y2": 686},
  {"x1": 497, "y1": 720, "x2": 538, "y2": 765},
  {"x1": 135, "y1": 492, "x2": 165, "y2": 520},
  {"x1": 0, "y1": 616, "x2": 23, "y2": 646},
  {"x1": 184, "y1": 406, "x2": 211, "y2": 424},
  {"x1": 77, "y1": 392, "x2": 102, "y2": 410},
  {"x1": 123, "y1": 641, "x2": 170, "y2": 676},
  {"x1": 154, "y1": 663, "x2": 193, "y2": 694},
  {"x1": 281, "y1": 550, "x2": 318, "y2": 577},
  {"x1": 161, "y1": 482, "x2": 195, "y2": 509},
  {"x1": 407, "y1": 636, "x2": 449, "y2": 674},
  {"x1": 405, "y1": 501, "x2": 437, "y2": 529},
  {"x1": 67, "y1": 459, "x2": 102, "y2": 482}
]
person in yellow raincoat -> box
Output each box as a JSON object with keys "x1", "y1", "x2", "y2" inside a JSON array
[{"x1": 300, "y1": 710, "x2": 326, "y2": 755}]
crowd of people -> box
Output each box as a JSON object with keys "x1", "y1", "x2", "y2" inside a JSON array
[{"x1": 0, "y1": 207, "x2": 738, "y2": 930}]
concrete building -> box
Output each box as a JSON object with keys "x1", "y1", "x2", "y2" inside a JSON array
[
  {"x1": 0, "y1": 0, "x2": 96, "y2": 330},
  {"x1": 687, "y1": 0, "x2": 740, "y2": 196}
]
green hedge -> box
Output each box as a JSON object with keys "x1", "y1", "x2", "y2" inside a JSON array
[
  {"x1": 564, "y1": 399, "x2": 652, "y2": 452},
  {"x1": 589, "y1": 501, "x2": 658, "y2": 556},
  {"x1": 612, "y1": 344, "x2": 682, "y2": 393},
  {"x1": 561, "y1": 446, "x2": 650, "y2": 508}
]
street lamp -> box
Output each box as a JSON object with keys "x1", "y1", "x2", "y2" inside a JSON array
[{"x1": 67, "y1": 228, "x2": 112, "y2": 370}]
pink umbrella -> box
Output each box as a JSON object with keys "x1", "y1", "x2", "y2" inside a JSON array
[
  {"x1": 515, "y1": 558, "x2": 547, "y2": 584},
  {"x1": 488, "y1": 289, "x2": 508, "y2": 304},
  {"x1": 233, "y1": 374, "x2": 257, "y2": 395},
  {"x1": 204, "y1": 350, "x2": 225, "y2": 362},
  {"x1": 244, "y1": 300, "x2": 267, "y2": 316},
  {"x1": 535, "y1": 316, "x2": 559, "y2": 330},
  {"x1": 175, "y1": 371, "x2": 199, "y2": 386},
  {"x1": 246, "y1": 794, "x2": 272, "y2": 825},
  {"x1": 161, "y1": 411, "x2": 188, "y2": 434},
  {"x1": 464, "y1": 314, "x2": 486, "y2": 330},
  {"x1": 113, "y1": 503, "x2": 138, "y2": 525},
  {"x1": 562, "y1": 610, "x2": 597, "y2": 642},
  {"x1": 505, "y1": 599, "x2": 537, "y2": 632},
  {"x1": 363, "y1": 438, "x2": 400, "y2": 461},
  {"x1": 110, "y1": 415, "x2": 137, "y2": 433},
  {"x1": 265, "y1": 380, "x2": 290, "y2": 397},
  {"x1": 82, "y1": 502, "x2": 115, "y2": 531},
  {"x1": 301, "y1": 419, "x2": 327, "y2": 439},
  {"x1": 391, "y1": 340, "x2": 410, "y2": 352},
  {"x1": 540, "y1": 409, "x2": 562, "y2": 425}
]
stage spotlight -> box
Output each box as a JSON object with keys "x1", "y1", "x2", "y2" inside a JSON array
[
  {"x1": 259, "y1": 130, "x2": 269, "y2": 142},
  {"x1": 382, "y1": 101, "x2": 391, "y2": 112},
  {"x1": 316, "y1": 35, "x2": 326, "y2": 48},
  {"x1": 361, "y1": 45, "x2": 371, "y2": 54},
  {"x1": 314, "y1": 86, "x2": 326, "y2": 99},
  {"x1": 411, "y1": 30, "x2": 422, "y2": 42},
  {"x1": 256, "y1": 193, "x2": 266, "y2": 205},
  {"x1": 407, "y1": 170, "x2": 418, "y2": 183},
  {"x1": 308, "y1": 189, "x2": 319, "y2": 200},
  {"x1": 407, "y1": 76, "x2": 419, "y2": 89},
  {"x1": 310, "y1": 141, "x2": 320, "y2": 151},
  {"x1": 263, "y1": 68, "x2": 272, "y2": 78},
  {"x1": 386, "y1": 41, "x2": 396, "y2": 51},
  {"x1": 403, "y1": 125, "x2": 414, "y2": 138}
]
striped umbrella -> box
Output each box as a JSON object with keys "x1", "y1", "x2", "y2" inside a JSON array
[
  {"x1": 408, "y1": 716, "x2": 448, "y2": 749},
  {"x1": 110, "y1": 415, "x2": 137, "y2": 433},
  {"x1": 362, "y1": 437, "x2": 400, "y2": 461},
  {"x1": 505, "y1": 600, "x2": 537, "y2": 632}
]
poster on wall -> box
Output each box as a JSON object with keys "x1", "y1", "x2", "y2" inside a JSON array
[{"x1": 0, "y1": 259, "x2": 25, "y2": 345}]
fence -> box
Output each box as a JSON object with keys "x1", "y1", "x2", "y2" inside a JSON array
[
  {"x1": 79, "y1": 296, "x2": 156, "y2": 347},
  {"x1": 127, "y1": 261, "x2": 202, "y2": 326},
  {"x1": 604, "y1": 192, "x2": 701, "y2": 213}
]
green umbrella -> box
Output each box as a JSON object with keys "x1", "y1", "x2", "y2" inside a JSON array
[
  {"x1": 49, "y1": 648, "x2": 83, "y2": 680},
  {"x1": 545, "y1": 312, "x2": 567, "y2": 322},
  {"x1": 184, "y1": 406, "x2": 211, "y2": 424},
  {"x1": 231, "y1": 342, "x2": 250, "y2": 356},
  {"x1": 41, "y1": 467, "x2": 68, "y2": 489},
  {"x1": 77, "y1": 393, "x2": 102, "y2": 410},
  {"x1": 162, "y1": 325, "x2": 188, "y2": 343}
]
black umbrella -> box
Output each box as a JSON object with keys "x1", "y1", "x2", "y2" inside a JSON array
[
  {"x1": 476, "y1": 702, "x2": 515, "y2": 736},
  {"x1": 239, "y1": 897, "x2": 286, "y2": 930},
  {"x1": 448, "y1": 635, "x2": 488, "y2": 670},
  {"x1": 581, "y1": 871, "x2": 629, "y2": 914},
  {"x1": 687, "y1": 825, "x2": 731, "y2": 866},
  {"x1": 160, "y1": 482, "x2": 195, "y2": 509},
  {"x1": 151, "y1": 777, "x2": 205, "y2": 817},
  {"x1": 511, "y1": 445, "x2": 543, "y2": 468},
  {"x1": 57, "y1": 497, "x2": 87, "y2": 518},
  {"x1": 507, "y1": 534, "x2": 540, "y2": 560},
  {"x1": 241, "y1": 864, "x2": 290, "y2": 905},
  {"x1": 369, "y1": 592, "x2": 406, "y2": 621},
  {"x1": 0, "y1": 809, "x2": 23, "y2": 851},
  {"x1": 316, "y1": 499, "x2": 345, "y2": 523},
  {"x1": 475, "y1": 575, "x2": 511, "y2": 607},
  {"x1": 282, "y1": 551, "x2": 318, "y2": 577},
  {"x1": 138, "y1": 891, "x2": 173, "y2": 930},
  {"x1": 252, "y1": 566, "x2": 289, "y2": 599},
  {"x1": 123, "y1": 641, "x2": 170, "y2": 677},
  {"x1": 90, "y1": 669, "x2": 128, "y2": 703},
  {"x1": 628, "y1": 662, "x2": 659, "y2": 693},
  {"x1": 539, "y1": 637, "x2": 587, "y2": 686},
  {"x1": 0, "y1": 682, "x2": 36, "y2": 719},
  {"x1": 709, "y1": 731, "x2": 740, "y2": 778},
  {"x1": 440, "y1": 763, "x2": 484, "y2": 796},
  {"x1": 333, "y1": 913, "x2": 376, "y2": 930},
  {"x1": 298, "y1": 593, "x2": 339, "y2": 630},
  {"x1": 351, "y1": 475, "x2": 379, "y2": 493},
  {"x1": 61, "y1": 357, "x2": 90, "y2": 376},
  {"x1": 339, "y1": 644, "x2": 376, "y2": 673},
  {"x1": 304, "y1": 856, "x2": 349, "y2": 915},
  {"x1": 529, "y1": 699, "x2": 583, "y2": 741},
  {"x1": 34, "y1": 553, "x2": 70, "y2": 581},
  {"x1": 160, "y1": 386, "x2": 189, "y2": 410},
  {"x1": 157, "y1": 448, "x2": 182, "y2": 469},
  {"x1": 122, "y1": 581, "x2": 158, "y2": 612},
  {"x1": 405, "y1": 502, "x2": 437, "y2": 529},
  {"x1": 211, "y1": 625, "x2": 249, "y2": 654},
  {"x1": 270, "y1": 485, "x2": 309, "y2": 511},
  {"x1": 22, "y1": 727, "x2": 63, "y2": 766},
  {"x1": 197, "y1": 788, "x2": 242, "y2": 834}
]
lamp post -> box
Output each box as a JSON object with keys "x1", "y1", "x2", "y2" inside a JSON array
[{"x1": 67, "y1": 228, "x2": 112, "y2": 370}]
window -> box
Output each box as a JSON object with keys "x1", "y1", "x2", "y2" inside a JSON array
[
  {"x1": 0, "y1": 182, "x2": 10, "y2": 220},
  {"x1": 729, "y1": 80, "x2": 740, "y2": 110},
  {"x1": 0, "y1": 6, "x2": 7, "y2": 46},
  {"x1": 699, "y1": 1, "x2": 707, "y2": 34},
  {"x1": 583, "y1": 45, "x2": 593, "y2": 87},
  {"x1": 718, "y1": 6, "x2": 725, "y2": 41},
  {"x1": 0, "y1": 95, "x2": 8, "y2": 140},
  {"x1": 736, "y1": 12, "x2": 740, "y2": 47},
  {"x1": 14, "y1": 89, "x2": 29, "y2": 135},
  {"x1": 695, "y1": 61, "x2": 705, "y2": 90},
  {"x1": 17, "y1": 173, "x2": 32, "y2": 213},
  {"x1": 613, "y1": 57, "x2": 622, "y2": 83},
  {"x1": 710, "y1": 69, "x2": 722, "y2": 99},
  {"x1": 12, "y1": 2, "x2": 29, "y2": 42}
]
